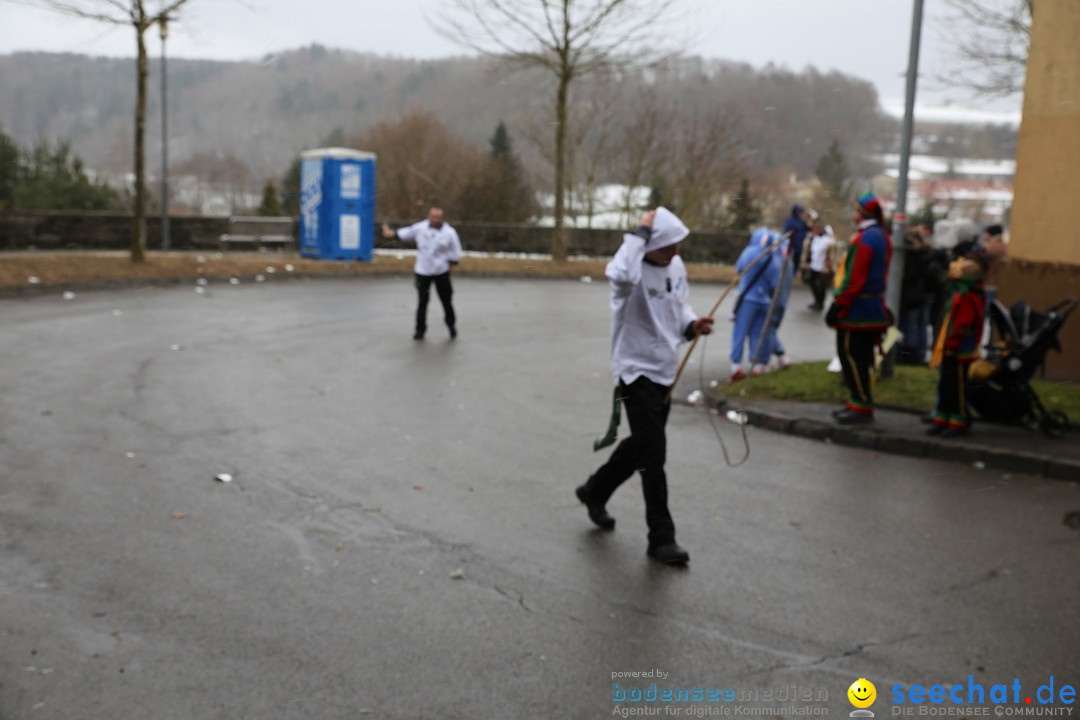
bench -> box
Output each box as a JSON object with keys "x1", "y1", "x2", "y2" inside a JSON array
[{"x1": 218, "y1": 216, "x2": 296, "y2": 252}]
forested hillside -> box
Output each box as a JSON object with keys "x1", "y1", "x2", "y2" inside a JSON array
[{"x1": 0, "y1": 46, "x2": 893, "y2": 190}]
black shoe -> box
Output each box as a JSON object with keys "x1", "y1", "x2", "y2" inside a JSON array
[
  {"x1": 413, "y1": 332, "x2": 424, "y2": 340},
  {"x1": 834, "y1": 409, "x2": 873, "y2": 425},
  {"x1": 926, "y1": 425, "x2": 944, "y2": 436},
  {"x1": 449, "y1": 326, "x2": 457, "y2": 339},
  {"x1": 940, "y1": 426, "x2": 969, "y2": 438},
  {"x1": 647, "y1": 543, "x2": 690, "y2": 565},
  {"x1": 831, "y1": 407, "x2": 846, "y2": 419},
  {"x1": 575, "y1": 484, "x2": 615, "y2": 530}
]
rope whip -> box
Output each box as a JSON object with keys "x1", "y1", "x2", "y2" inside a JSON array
[
  {"x1": 665, "y1": 231, "x2": 793, "y2": 468},
  {"x1": 663, "y1": 230, "x2": 791, "y2": 402}
]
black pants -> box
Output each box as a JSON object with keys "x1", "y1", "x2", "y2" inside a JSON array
[
  {"x1": 584, "y1": 377, "x2": 676, "y2": 546},
  {"x1": 933, "y1": 356, "x2": 970, "y2": 428},
  {"x1": 809, "y1": 271, "x2": 831, "y2": 309},
  {"x1": 836, "y1": 329, "x2": 877, "y2": 413},
  {"x1": 415, "y1": 272, "x2": 455, "y2": 336}
]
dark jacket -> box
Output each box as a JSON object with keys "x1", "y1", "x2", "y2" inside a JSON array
[
  {"x1": 781, "y1": 205, "x2": 810, "y2": 263},
  {"x1": 900, "y1": 242, "x2": 932, "y2": 310}
]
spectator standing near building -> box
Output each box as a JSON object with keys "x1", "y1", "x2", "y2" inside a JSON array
[
  {"x1": 980, "y1": 224, "x2": 1008, "y2": 308},
  {"x1": 949, "y1": 223, "x2": 983, "y2": 261},
  {"x1": 920, "y1": 222, "x2": 951, "y2": 341},
  {"x1": 898, "y1": 228, "x2": 936, "y2": 365},
  {"x1": 927, "y1": 252, "x2": 989, "y2": 437},
  {"x1": 826, "y1": 193, "x2": 893, "y2": 424},
  {"x1": 382, "y1": 207, "x2": 463, "y2": 340}
]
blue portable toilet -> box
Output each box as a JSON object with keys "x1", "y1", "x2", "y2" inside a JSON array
[{"x1": 298, "y1": 148, "x2": 377, "y2": 261}]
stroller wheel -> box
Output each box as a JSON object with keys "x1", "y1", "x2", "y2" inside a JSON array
[{"x1": 1040, "y1": 410, "x2": 1070, "y2": 438}]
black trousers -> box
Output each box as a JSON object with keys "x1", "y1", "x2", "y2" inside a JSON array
[
  {"x1": 415, "y1": 272, "x2": 455, "y2": 336},
  {"x1": 933, "y1": 356, "x2": 970, "y2": 428},
  {"x1": 836, "y1": 329, "x2": 877, "y2": 413},
  {"x1": 810, "y1": 271, "x2": 831, "y2": 308},
  {"x1": 584, "y1": 376, "x2": 676, "y2": 546}
]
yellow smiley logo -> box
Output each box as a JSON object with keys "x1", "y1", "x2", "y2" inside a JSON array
[{"x1": 848, "y1": 678, "x2": 877, "y2": 709}]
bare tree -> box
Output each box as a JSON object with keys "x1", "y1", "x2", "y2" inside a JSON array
[
  {"x1": 565, "y1": 74, "x2": 622, "y2": 228},
  {"x1": 11, "y1": 0, "x2": 197, "y2": 261},
  {"x1": 616, "y1": 101, "x2": 669, "y2": 225},
  {"x1": 938, "y1": 0, "x2": 1032, "y2": 98},
  {"x1": 440, "y1": 0, "x2": 690, "y2": 261},
  {"x1": 353, "y1": 112, "x2": 486, "y2": 220},
  {"x1": 643, "y1": 105, "x2": 749, "y2": 230}
]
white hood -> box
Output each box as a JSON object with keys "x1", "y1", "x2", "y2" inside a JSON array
[{"x1": 649, "y1": 207, "x2": 690, "y2": 250}]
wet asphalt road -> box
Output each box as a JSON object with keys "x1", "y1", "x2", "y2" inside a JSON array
[{"x1": 1, "y1": 276, "x2": 1078, "y2": 719}]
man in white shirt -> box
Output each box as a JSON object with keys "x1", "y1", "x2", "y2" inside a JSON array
[
  {"x1": 382, "y1": 207, "x2": 463, "y2": 340},
  {"x1": 576, "y1": 207, "x2": 713, "y2": 565},
  {"x1": 802, "y1": 218, "x2": 836, "y2": 311}
]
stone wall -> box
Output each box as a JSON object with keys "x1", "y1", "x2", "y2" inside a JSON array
[
  {"x1": 385, "y1": 221, "x2": 745, "y2": 264},
  {"x1": 0, "y1": 212, "x2": 747, "y2": 263},
  {"x1": 0, "y1": 212, "x2": 230, "y2": 251}
]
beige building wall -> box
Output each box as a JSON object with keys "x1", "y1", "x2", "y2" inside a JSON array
[
  {"x1": 1011, "y1": 1, "x2": 1080, "y2": 265},
  {"x1": 1000, "y1": 0, "x2": 1080, "y2": 379}
]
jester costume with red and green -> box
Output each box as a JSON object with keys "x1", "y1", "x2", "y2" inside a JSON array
[
  {"x1": 831, "y1": 218, "x2": 893, "y2": 416},
  {"x1": 928, "y1": 273, "x2": 986, "y2": 431}
]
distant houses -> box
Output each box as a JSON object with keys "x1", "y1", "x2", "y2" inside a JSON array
[{"x1": 874, "y1": 102, "x2": 1019, "y2": 225}]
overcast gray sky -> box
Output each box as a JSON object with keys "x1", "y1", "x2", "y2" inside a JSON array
[{"x1": 0, "y1": 0, "x2": 1021, "y2": 113}]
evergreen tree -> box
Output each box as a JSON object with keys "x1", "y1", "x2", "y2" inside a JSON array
[
  {"x1": 815, "y1": 139, "x2": 853, "y2": 200},
  {"x1": 257, "y1": 179, "x2": 283, "y2": 216},
  {"x1": 457, "y1": 122, "x2": 535, "y2": 223},
  {"x1": 489, "y1": 122, "x2": 534, "y2": 222},
  {"x1": 911, "y1": 204, "x2": 940, "y2": 227},
  {"x1": 12, "y1": 136, "x2": 121, "y2": 211},
  {"x1": 282, "y1": 157, "x2": 301, "y2": 216},
  {"x1": 0, "y1": 126, "x2": 18, "y2": 210},
  {"x1": 726, "y1": 178, "x2": 760, "y2": 233},
  {"x1": 648, "y1": 183, "x2": 665, "y2": 210},
  {"x1": 489, "y1": 121, "x2": 512, "y2": 159}
]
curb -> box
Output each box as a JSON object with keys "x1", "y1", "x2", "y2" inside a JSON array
[{"x1": 707, "y1": 397, "x2": 1080, "y2": 483}]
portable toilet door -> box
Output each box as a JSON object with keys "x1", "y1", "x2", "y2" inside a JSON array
[{"x1": 299, "y1": 148, "x2": 377, "y2": 261}]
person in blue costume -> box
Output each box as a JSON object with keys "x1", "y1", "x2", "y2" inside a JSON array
[
  {"x1": 782, "y1": 204, "x2": 810, "y2": 270},
  {"x1": 729, "y1": 227, "x2": 780, "y2": 381}
]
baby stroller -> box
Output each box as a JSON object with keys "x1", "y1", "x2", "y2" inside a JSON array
[{"x1": 968, "y1": 296, "x2": 1078, "y2": 437}]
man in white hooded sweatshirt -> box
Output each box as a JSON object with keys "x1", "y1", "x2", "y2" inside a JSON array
[{"x1": 576, "y1": 207, "x2": 713, "y2": 565}]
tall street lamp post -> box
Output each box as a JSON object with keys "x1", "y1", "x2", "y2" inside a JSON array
[
  {"x1": 888, "y1": 0, "x2": 925, "y2": 324},
  {"x1": 881, "y1": 0, "x2": 924, "y2": 377},
  {"x1": 160, "y1": 15, "x2": 171, "y2": 252}
]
